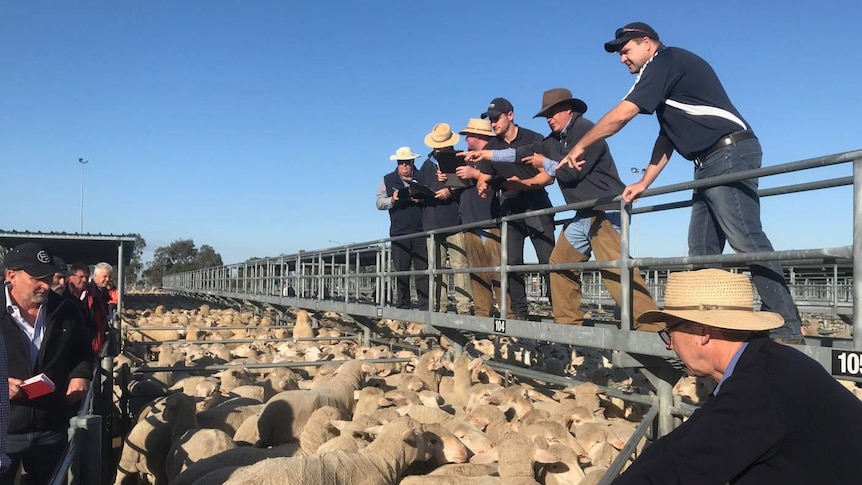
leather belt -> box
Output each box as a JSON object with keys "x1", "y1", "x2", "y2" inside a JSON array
[{"x1": 694, "y1": 130, "x2": 757, "y2": 166}]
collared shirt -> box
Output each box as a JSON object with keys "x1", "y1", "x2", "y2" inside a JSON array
[
  {"x1": 713, "y1": 341, "x2": 748, "y2": 396},
  {"x1": 4, "y1": 285, "x2": 46, "y2": 368}
]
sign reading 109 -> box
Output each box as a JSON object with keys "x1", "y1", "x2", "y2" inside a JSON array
[{"x1": 832, "y1": 350, "x2": 862, "y2": 377}]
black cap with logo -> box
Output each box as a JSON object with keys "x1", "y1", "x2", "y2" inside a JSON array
[
  {"x1": 480, "y1": 97, "x2": 514, "y2": 119},
  {"x1": 604, "y1": 22, "x2": 660, "y2": 53},
  {"x1": 3, "y1": 242, "x2": 59, "y2": 279}
]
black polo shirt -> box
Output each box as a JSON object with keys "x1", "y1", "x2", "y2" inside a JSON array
[
  {"x1": 481, "y1": 125, "x2": 550, "y2": 215},
  {"x1": 625, "y1": 46, "x2": 750, "y2": 160}
]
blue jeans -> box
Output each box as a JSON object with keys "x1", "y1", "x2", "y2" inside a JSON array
[
  {"x1": 565, "y1": 211, "x2": 622, "y2": 255},
  {"x1": 689, "y1": 137, "x2": 801, "y2": 338},
  {"x1": 0, "y1": 430, "x2": 68, "y2": 485}
]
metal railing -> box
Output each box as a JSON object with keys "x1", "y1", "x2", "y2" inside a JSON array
[{"x1": 160, "y1": 148, "x2": 861, "y2": 482}]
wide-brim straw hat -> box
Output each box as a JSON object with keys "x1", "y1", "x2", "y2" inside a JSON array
[
  {"x1": 424, "y1": 122, "x2": 460, "y2": 149},
  {"x1": 459, "y1": 118, "x2": 495, "y2": 138},
  {"x1": 389, "y1": 146, "x2": 422, "y2": 161},
  {"x1": 533, "y1": 88, "x2": 588, "y2": 118},
  {"x1": 637, "y1": 269, "x2": 784, "y2": 331}
]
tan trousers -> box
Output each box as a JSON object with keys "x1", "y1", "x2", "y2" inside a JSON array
[
  {"x1": 463, "y1": 228, "x2": 513, "y2": 318},
  {"x1": 428, "y1": 232, "x2": 471, "y2": 314},
  {"x1": 549, "y1": 213, "x2": 664, "y2": 331}
]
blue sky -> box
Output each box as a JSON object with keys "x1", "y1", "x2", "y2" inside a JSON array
[{"x1": 2, "y1": 1, "x2": 859, "y2": 265}]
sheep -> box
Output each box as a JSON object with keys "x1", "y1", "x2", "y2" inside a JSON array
[
  {"x1": 255, "y1": 359, "x2": 365, "y2": 447},
  {"x1": 292, "y1": 309, "x2": 315, "y2": 340},
  {"x1": 196, "y1": 397, "x2": 264, "y2": 436},
  {"x1": 298, "y1": 406, "x2": 349, "y2": 455},
  {"x1": 165, "y1": 428, "x2": 236, "y2": 481},
  {"x1": 168, "y1": 443, "x2": 301, "y2": 485},
  {"x1": 221, "y1": 416, "x2": 432, "y2": 485},
  {"x1": 114, "y1": 392, "x2": 197, "y2": 485},
  {"x1": 539, "y1": 443, "x2": 587, "y2": 485}
]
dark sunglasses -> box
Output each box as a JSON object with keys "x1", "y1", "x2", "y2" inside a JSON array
[
  {"x1": 658, "y1": 328, "x2": 672, "y2": 345},
  {"x1": 396, "y1": 160, "x2": 414, "y2": 166},
  {"x1": 615, "y1": 27, "x2": 652, "y2": 39},
  {"x1": 488, "y1": 113, "x2": 502, "y2": 123}
]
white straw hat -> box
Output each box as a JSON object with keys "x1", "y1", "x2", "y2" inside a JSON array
[{"x1": 389, "y1": 146, "x2": 422, "y2": 161}]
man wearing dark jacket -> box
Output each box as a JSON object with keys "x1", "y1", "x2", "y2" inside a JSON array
[
  {"x1": 465, "y1": 89, "x2": 662, "y2": 329},
  {"x1": 376, "y1": 146, "x2": 429, "y2": 310},
  {"x1": 1, "y1": 243, "x2": 93, "y2": 485},
  {"x1": 614, "y1": 269, "x2": 862, "y2": 484},
  {"x1": 414, "y1": 123, "x2": 470, "y2": 314},
  {"x1": 468, "y1": 98, "x2": 552, "y2": 320}
]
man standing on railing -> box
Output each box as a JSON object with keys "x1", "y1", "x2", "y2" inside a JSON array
[
  {"x1": 452, "y1": 118, "x2": 508, "y2": 317},
  {"x1": 559, "y1": 22, "x2": 804, "y2": 343},
  {"x1": 463, "y1": 98, "x2": 551, "y2": 321},
  {"x1": 465, "y1": 89, "x2": 663, "y2": 330},
  {"x1": 376, "y1": 146, "x2": 430, "y2": 310},
  {"x1": 0, "y1": 243, "x2": 93, "y2": 485},
  {"x1": 415, "y1": 123, "x2": 472, "y2": 314}
]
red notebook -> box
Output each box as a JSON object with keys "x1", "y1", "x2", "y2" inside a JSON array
[{"x1": 21, "y1": 373, "x2": 55, "y2": 399}]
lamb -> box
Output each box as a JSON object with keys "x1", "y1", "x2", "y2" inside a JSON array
[
  {"x1": 196, "y1": 397, "x2": 264, "y2": 436},
  {"x1": 292, "y1": 309, "x2": 316, "y2": 340},
  {"x1": 114, "y1": 392, "x2": 198, "y2": 485},
  {"x1": 221, "y1": 416, "x2": 432, "y2": 485},
  {"x1": 165, "y1": 428, "x2": 236, "y2": 481},
  {"x1": 255, "y1": 359, "x2": 365, "y2": 447},
  {"x1": 168, "y1": 443, "x2": 301, "y2": 485}
]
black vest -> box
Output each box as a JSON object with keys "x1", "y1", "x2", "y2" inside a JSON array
[{"x1": 383, "y1": 170, "x2": 423, "y2": 237}]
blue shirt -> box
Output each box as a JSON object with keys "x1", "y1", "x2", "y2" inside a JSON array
[{"x1": 713, "y1": 342, "x2": 748, "y2": 396}]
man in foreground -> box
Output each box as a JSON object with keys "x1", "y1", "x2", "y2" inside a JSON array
[
  {"x1": 612, "y1": 268, "x2": 862, "y2": 484},
  {"x1": 1, "y1": 243, "x2": 93, "y2": 485},
  {"x1": 560, "y1": 22, "x2": 804, "y2": 343}
]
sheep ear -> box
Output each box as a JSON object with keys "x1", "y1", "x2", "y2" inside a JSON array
[
  {"x1": 469, "y1": 448, "x2": 499, "y2": 464},
  {"x1": 353, "y1": 390, "x2": 361, "y2": 400},
  {"x1": 330, "y1": 420, "x2": 350, "y2": 432},
  {"x1": 396, "y1": 405, "x2": 410, "y2": 416},
  {"x1": 468, "y1": 357, "x2": 483, "y2": 371},
  {"x1": 400, "y1": 428, "x2": 417, "y2": 446},
  {"x1": 360, "y1": 363, "x2": 375, "y2": 374},
  {"x1": 533, "y1": 448, "x2": 562, "y2": 464},
  {"x1": 378, "y1": 397, "x2": 392, "y2": 407},
  {"x1": 364, "y1": 424, "x2": 384, "y2": 437}
]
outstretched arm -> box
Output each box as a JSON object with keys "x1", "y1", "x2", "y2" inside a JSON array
[
  {"x1": 622, "y1": 135, "x2": 674, "y2": 203},
  {"x1": 559, "y1": 100, "x2": 640, "y2": 170}
]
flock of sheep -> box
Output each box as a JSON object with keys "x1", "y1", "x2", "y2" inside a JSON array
[{"x1": 111, "y1": 295, "x2": 845, "y2": 485}]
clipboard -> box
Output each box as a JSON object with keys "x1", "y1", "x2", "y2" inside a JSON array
[
  {"x1": 435, "y1": 150, "x2": 468, "y2": 188},
  {"x1": 407, "y1": 179, "x2": 437, "y2": 198}
]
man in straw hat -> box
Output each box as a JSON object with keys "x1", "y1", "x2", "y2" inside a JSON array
[
  {"x1": 464, "y1": 88, "x2": 663, "y2": 330},
  {"x1": 462, "y1": 97, "x2": 551, "y2": 321},
  {"x1": 376, "y1": 146, "x2": 429, "y2": 310},
  {"x1": 450, "y1": 118, "x2": 508, "y2": 317},
  {"x1": 612, "y1": 268, "x2": 862, "y2": 484},
  {"x1": 558, "y1": 22, "x2": 804, "y2": 344},
  {"x1": 414, "y1": 123, "x2": 471, "y2": 314}
]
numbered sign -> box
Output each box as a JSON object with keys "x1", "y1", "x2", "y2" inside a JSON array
[
  {"x1": 494, "y1": 319, "x2": 506, "y2": 334},
  {"x1": 377, "y1": 307, "x2": 383, "y2": 317},
  {"x1": 832, "y1": 350, "x2": 862, "y2": 377}
]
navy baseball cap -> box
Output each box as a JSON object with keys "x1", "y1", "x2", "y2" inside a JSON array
[
  {"x1": 604, "y1": 22, "x2": 659, "y2": 53},
  {"x1": 481, "y1": 97, "x2": 514, "y2": 120},
  {"x1": 3, "y1": 243, "x2": 59, "y2": 279}
]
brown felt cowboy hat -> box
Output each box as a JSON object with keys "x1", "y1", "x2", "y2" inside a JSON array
[
  {"x1": 533, "y1": 88, "x2": 588, "y2": 118},
  {"x1": 637, "y1": 269, "x2": 784, "y2": 331},
  {"x1": 424, "y1": 122, "x2": 460, "y2": 149}
]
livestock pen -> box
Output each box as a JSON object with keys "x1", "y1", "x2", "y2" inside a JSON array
[{"x1": 155, "y1": 148, "x2": 861, "y2": 484}]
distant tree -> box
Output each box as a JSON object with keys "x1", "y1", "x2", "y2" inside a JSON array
[
  {"x1": 143, "y1": 239, "x2": 224, "y2": 287},
  {"x1": 197, "y1": 245, "x2": 223, "y2": 268},
  {"x1": 124, "y1": 234, "x2": 146, "y2": 287}
]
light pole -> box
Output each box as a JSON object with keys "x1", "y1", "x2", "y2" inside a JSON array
[
  {"x1": 630, "y1": 167, "x2": 646, "y2": 257},
  {"x1": 78, "y1": 158, "x2": 89, "y2": 233}
]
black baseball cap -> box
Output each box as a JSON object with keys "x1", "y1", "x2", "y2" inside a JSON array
[
  {"x1": 480, "y1": 97, "x2": 514, "y2": 119},
  {"x1": 3, "y1": 242, "x2": 59, "y2": 279},
  {"x1": 604, "y1": 22, "x2": 660, "y2": 53}
]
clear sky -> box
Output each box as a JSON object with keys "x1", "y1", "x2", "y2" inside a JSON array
[{"x1": 2, "y1": 1, "x2": 860, "y2": 265}]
